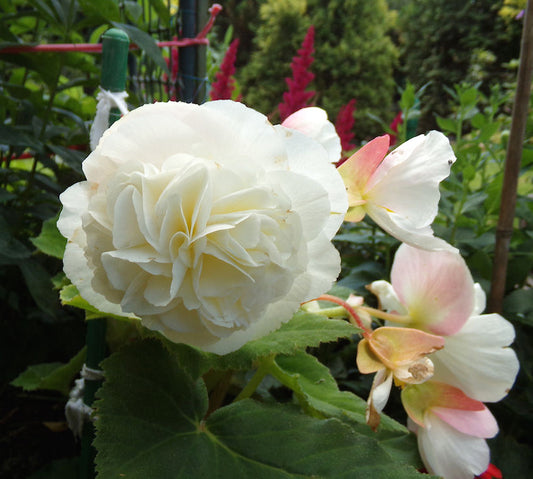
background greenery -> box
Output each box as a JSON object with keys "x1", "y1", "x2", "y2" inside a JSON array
[{"x1": 1, "y1": 0, "x2": 532, "y2": 478}]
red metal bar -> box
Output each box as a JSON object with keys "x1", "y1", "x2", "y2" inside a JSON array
[{"x1": 0, "y1": 3, "x2": 221, "y2": 55}]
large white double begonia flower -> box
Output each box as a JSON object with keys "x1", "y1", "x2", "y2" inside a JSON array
[
  {"x1": 338, "y1": 131, "x2": 456, "y2": 251},
  {"x1": 58, "y1": 100, "x2": 348, "y2": 354}
]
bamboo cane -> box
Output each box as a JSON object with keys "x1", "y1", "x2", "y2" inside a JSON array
[{"x1": 488, "y1": 0, "x2": 533, "y2": 313}]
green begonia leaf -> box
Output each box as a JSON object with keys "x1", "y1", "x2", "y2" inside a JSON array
[
  {"x1": 30, "y1": 215, "x2": 67, "y2": 259},
  {"x1": 164, "y1": 310, "x2": 359, "y2": 373},
  {"x1": 59, "y1": 284, "x2": 134, "y2": 321},
  {"x1": 11, "y1": 347, "x2": 86, "y2": 396},
  {"x1": 273, "y1": 352, "x2": 422, "y2": 467},
  {"x1": 94, "y1": 340, "x2": 433, "y2": 478}
]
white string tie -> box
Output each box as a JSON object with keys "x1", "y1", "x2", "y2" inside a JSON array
[
  {"x1": 89, "y1": 88, "x2": 129, "y2": 151},
  {"x1": 65, "y1": 364, "x2": 105, "y2": 438}
]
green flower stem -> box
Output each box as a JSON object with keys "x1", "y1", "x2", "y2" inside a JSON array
[
  {"x1": 233, "y1": 357, "x2": 275, "y2": 402},
  {"x1": 357, "y1": 305, "x2": 412, "y2": 325},
  {"x1": 308, "y1": 305, "x2": 350, "y2": 318}
]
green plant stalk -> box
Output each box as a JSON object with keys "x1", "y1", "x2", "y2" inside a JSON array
[
  {"x1": 79, "y1": 28, "x2": 130, "y2": 479},
  {"x1": 233, "y1": 357, "x2": 275, "y2": 402}
]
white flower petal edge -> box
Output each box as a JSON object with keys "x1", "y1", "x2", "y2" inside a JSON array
[
  {"x1": 58, "y1": 100, "x2": 348, "y2": 354},
  {"x1": 412, "y1": 412, "x2": 492, "y2": 479},
  {"x1": 365, "y1": 131, "x2": 456, "y2": 252},
  {"x1": 431, "y1": 313, "x2": 520, "y2": 402},
  {"x1": 281, "y1": 107, "x2": 342, "y2": 164},
  {"x1": 366, "y1": 280, "x2": 407, "y2": 315}
]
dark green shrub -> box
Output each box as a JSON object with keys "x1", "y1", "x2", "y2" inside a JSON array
[{"x1": 397, "y1": 0, "x2": 522, "y2": 131}]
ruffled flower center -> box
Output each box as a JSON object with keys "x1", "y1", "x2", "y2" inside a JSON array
[{"x1": 85, "y1": 154, "x2": 307, "y2": 334}]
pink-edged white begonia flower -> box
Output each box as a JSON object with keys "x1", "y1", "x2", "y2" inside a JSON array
[
  {"x1": 58, "y1": 100, "x2": 348, "y2": 354},
  {"x1": 368, "y1": 244, "x2": 519, "y2": 402},
  {"x1": 402, "y1": 381, "x2": 499, "y2": 479},
  {"x1": 338, "y1": 131, "x2": 456, "y2": 251},
  {"x1": 280, "y1": 107, "x2": 342, "y2": 164}
]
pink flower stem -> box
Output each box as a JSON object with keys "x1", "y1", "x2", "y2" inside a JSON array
[{"x1": 312, "y1": 294, "x2": 371, "y2": 334}]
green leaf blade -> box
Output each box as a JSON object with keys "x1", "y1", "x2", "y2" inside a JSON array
[
  {"x1": 11, "y1": 347, "x2": 86, "y2": 395},
  {"x1": 95, "y1": 340, "x2": 433, "y2": 479}
]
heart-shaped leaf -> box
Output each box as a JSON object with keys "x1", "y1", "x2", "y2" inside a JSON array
[{"x1": 94, "y1": 340, "x2": 433, "y2": 478}]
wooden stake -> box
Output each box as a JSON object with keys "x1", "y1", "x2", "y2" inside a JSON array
[{"x1": 488, "y1": 0, "x2": 533, "y2": 313}]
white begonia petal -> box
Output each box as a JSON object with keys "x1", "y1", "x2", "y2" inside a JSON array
[
  {"x1": 366, "y1": 131, "x2": 455, "y2": 227},
  {"x1": 63, "y1": 239, "x2": 136, "y2": 319},
  {"x1": 275, "y1": 126, "x2": 348, "y2": 238},
  {"x1": 431, "y1": 313, "x2": 520, "y2": 402},
  {"x1": 280, "y1": 107, "x2": 342, "y2": 164},
  {"x1": 59, "y1": 100, "x2": 347, "y2": 354},
  {"x1": 390, "y1": 244, "x2": 475, "y2": 336},
  {"x1": 473, "y1": 283, "x2": 487, "y2": 316},
  {"x1": 57, "y1": 182, "x2": 90, "y2": 238},
  {"x1": 363, "y1": 131, "x2": 455, "y2": 251},
  {"x1": 370, "y1": 369, "x2": 394, "y2": 415},
  {"x1": 416, "y1": 411, "x2": 490, "y2": 479},
  {"x1": 365, "y1": 205, "x2": 457, "y2": 252},
  {"x1": 367, "y1": 280, "x2": 407, "y2": 315}
]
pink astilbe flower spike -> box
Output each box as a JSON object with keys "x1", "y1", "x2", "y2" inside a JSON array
[
  {"x1": 278, "y1": 25, "x2": 316, "y2": 122},
  {"x1": 389, "y1": 111, "x2": 403, "y2": 146},
  {"x1": 338, "y1": 131, "x2": 456, "y2": 251},
  {"x1": 335, "y1": 99, "x2": 357, "y2": 162},
  {"x1": 210, "y1": 38, "x2": 240, "y2": 101}
]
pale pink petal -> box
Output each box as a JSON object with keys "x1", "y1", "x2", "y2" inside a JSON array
[
  {"x1": 281, "y1": 107, "x2": 341, "y2": 163},
  {"x1": 431, "y1": 313, "x2": 520, "y2": 402},
  {"x1": 391, "y1": 244, "x2": 475, "y2": 336},
  {"x1": 401, "y1": 381, "x2": 484, "y2": 428},
  {"x1": 433, "y1": 406, "x2": 498, "y2": 438},
  {"x1": 338, "y1": 134, "x2": 390, "y2": 190},
  {"x1": 417, "y1": 411, "x2": 491, "y2": 479}
]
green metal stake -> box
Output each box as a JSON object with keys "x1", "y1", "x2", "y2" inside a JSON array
[
  {"x1": 79, "y1": 28, "x2": 129, "y2": 479},
  {"x1": 179, "y1": 0, "x2": 197, "y2": 102},
  {"x1": 195, "y1": 0, "x2": 208, "y2": 103}
]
